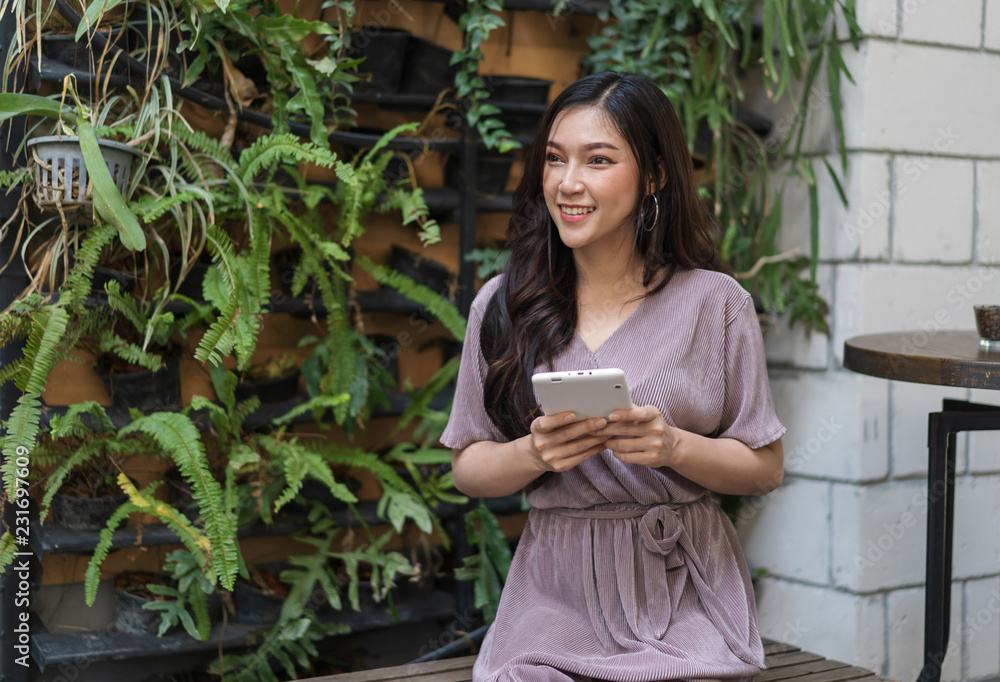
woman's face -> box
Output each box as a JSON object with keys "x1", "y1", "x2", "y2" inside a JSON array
[{"x1": 542, "y1": 106, "x2": 642, "y2": 258}]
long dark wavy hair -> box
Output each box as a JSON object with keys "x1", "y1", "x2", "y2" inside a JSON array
[{"x1": 480, "y1": 71, "x2": 729, "y2": 441}]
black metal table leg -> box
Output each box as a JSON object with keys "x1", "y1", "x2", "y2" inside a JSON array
[
  {"x1": 919, "y1": 413, "x2": 955, "y2": 682},
  {"x1": 918, "y1": 399, "x2": 1000, "y2": 682}
]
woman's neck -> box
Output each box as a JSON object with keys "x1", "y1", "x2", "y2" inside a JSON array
[{"x1": 573, "y1": 248, "x2": 648, "y2": 302}]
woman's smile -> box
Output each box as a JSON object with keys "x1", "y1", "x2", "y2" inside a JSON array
[{"x1": 559, "y1": 205, "x2": 596, "y2": 220}]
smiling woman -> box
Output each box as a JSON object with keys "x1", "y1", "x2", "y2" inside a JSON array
[{"x1": 441, "y1": 72, "x2": 786, "y2": 682}]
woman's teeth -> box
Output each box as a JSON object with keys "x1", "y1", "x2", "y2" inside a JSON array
[{"x1": 562, "y1": 206, "x2": 595, "y2": 215}]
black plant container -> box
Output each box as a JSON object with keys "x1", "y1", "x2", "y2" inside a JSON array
[
  {"x1": 397, "y1": 37, "x2": 459, "y2": 97},
  {"x1": 168, "y1": 258, "x2": 213, "y2": 302},
  {"x1": 113, "y1": 572, "x2": 222, "y2": 636},
  {"x1": 234, "y1": 367, "x2": 301, "y2": 404},
  {"x1": 114, "y1": 573, "x2": 171, "y2": 636},
  {"x1": 444, "y1": 153, "x2": 514, "y2": 196},
  {"x1": 233, "y1": 575, "x2": 285, "y2": 626},
  {"x1": 388, "y1": 245, "x2": 453, "y2": 295},
  {"x1": 350, "y1": 27, "x2": 411, "y2": 94},
  {"x1": 483, "y1": 75, "x2": 552, "y2": 105},
  {"x1": 51, "y1": 490, "x2": 128, "y2": 531},
  {"x1": 92, "y1": 264, "x2": 142, "y2": 296},
  {"x1": 367, "y1": 333, "x2": 401, "y2": 384},
  {"x1": 96, "y1": 351, "x2": 182, "y2": 413}
]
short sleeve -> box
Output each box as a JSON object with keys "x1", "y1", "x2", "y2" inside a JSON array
[
  {"x1": 716, "y1": 292, "x2": 786, "y2": 449},
  {"x1": 439, "y1": 278, "x2": 508, "y2": 449}
]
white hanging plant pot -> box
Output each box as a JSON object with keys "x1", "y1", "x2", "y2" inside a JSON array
[{"x1": 26, "y1": 135, "x2": 139, "y2": 213}]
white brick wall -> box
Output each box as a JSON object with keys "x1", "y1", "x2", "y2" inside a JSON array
[
  {"x1": 754, "y1": 578, "x2": 886, "y2": 671},
  {"x1": 849, "y1": 0, "x2": 898, "y2": 38},
  {"x1": 951, "y1": 475, "x2": 1000, "y2": 579},
  {"x1": 778, "y1": 154, "x2": 892, "y2": 261},
  {"x1": 745, "y1": 4, "x2": 1000, "y2": 679},
  {"x1": 900, "y1": 0, "x2": 983, "y2": 48},
  {"x1": 976, "y1": 161, "x2": 1000, "y2": 262},
  {"x1": 892, "y1": 157, "x2": 974, "y2": 263},
  {"x1": 769, "y1": 371, "x2": 888, "y2": 482},
  {"x1": 963, "y1": 576, "x2": 1000, "y2": 679},
  {"x1": 831, "y1": 480, "x2": 929, "y2": 592},
  {"x1": 840, "y1": 41, "x2": 1000, "y2": 157},
  {"x1": 966, "y1": 388, "x2": 1000, "y2": 473},
  {"x1": 886, "y1": 584, "x2": 962, "y2": 682},
  {"x1": 737, "y1": 478, "x2": 831, "y2": 584},
  {"x1": 987, "y1": 0, "x2": 1000, "y2": 50}
]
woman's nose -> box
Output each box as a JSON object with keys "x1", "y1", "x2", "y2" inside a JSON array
[{"x1": 558, "y1": 164, "x2": 584, "y2": 194}]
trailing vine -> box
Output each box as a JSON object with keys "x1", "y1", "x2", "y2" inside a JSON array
[{"x1": 452, "y1": 0, "x2": 520, "y2": 153}]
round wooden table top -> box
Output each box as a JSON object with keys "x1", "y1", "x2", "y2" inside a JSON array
[{"x1": 843, "y1": 330, "x2": 1000, "y2": 390}]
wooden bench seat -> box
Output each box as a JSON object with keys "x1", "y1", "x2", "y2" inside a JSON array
[{"x1": 299, "y1": 639, "x2": 899, "y2": 682}]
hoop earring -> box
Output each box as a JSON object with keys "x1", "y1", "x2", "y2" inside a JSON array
[{"x1": 643, "y1": 195, "x2": 659, "y2": 232}]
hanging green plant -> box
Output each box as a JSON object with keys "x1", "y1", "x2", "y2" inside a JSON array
[
  {"x1": 451, "y1": 0, "x2": 520, "y2": 153},
  {"x1": 582, "y1": 0, "x2": 862, "y2": 332}
]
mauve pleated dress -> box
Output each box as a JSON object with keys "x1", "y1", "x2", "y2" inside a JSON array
[{"x1": 441, "y1": 268, "x2": 787, "y2": 682}]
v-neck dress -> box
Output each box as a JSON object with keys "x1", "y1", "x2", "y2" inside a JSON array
[{"x1": 441, "y1": 268, "x2": 786, "y2": 682}]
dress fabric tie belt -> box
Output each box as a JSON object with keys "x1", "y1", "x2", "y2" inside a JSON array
[
  {"x1": 543, "y1": 504, "x2": 686, "y2": 569},
  {"x1": 538, "y1": 502, "x2": 758, "y2": 666}
]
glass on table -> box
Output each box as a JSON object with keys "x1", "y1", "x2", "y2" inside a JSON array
[{"x1": 974, "y1": 305, "x2": 1000, "y2": 350}]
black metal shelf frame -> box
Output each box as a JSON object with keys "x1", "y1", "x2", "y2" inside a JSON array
[
  {"x1": 31, "y1": 586, "x2": 459, "y2": 672},
  {"x1": 30, "y1": 492, "x2": 524, "y2": 560}
]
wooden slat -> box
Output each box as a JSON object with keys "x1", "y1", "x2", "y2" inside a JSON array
[
  {"x1": 395, "y1": 670, "x2": 473, "y2": 682},
  {"x1": 295, "y1": 642, "x2": 897, "y2": 682},
  {"x1": 298, "y1": 655, "x2": 476, "y2": 682},
  {"x1": 756, "y1": 659, "x2": 850, "y2": 682},
  {"x1": 763, "y1": 651, "x2": 826, "y2": 669},
  {"x1": 764, "y1": 640, "x2": 803, "y2": 656},
  {"x1": 788, "y1": 666, "x2": 879, "y2": 682}
]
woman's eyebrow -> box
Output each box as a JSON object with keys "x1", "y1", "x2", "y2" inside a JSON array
[{"x1": 546, "y1": 141, "x2": 620, "y2": 152}]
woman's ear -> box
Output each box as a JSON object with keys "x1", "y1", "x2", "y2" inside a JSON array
[{"x1": 647, "y1": 159, "x2": 667, "y2": 194}]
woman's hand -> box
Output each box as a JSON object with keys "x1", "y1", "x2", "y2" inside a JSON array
[
  {"x1": 597, "y1": 406, "x2": 679, "y2": 468},
  {"x1": 524, "y1": 412, "x2": 611, "y2": 473}
]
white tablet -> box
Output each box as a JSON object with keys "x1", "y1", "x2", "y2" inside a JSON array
[{"x1": 531, "y1": 368, "x2": 633, "y2": 422}]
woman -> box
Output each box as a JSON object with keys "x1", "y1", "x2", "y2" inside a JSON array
[{"x1": 441, "y1": 72, "x2": 786, "y2": 682}]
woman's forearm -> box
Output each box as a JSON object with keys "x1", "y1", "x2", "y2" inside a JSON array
[
  {"x1": 451, "y1": 436, "x2": 546, "y2": 498},
  {"x1": 669, "y1": 432, "x2": 784, "y2": 496}
]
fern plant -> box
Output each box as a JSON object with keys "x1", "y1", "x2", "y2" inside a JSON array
[{"x1": 142, "y1": 549, "x2": 218, "y2": 640}]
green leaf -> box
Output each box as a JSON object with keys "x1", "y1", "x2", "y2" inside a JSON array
[
  {"x1": 0, "y1": 532, "x2": 17, "y2": 574},
  {"x1": 357, "y1": 257, "x2": 466, "y2": 340},
  {"x1": 249, "y1": 15, "x2": 336, "y2": 43},
  {"x1": 826, "y1": 39, "x2": 849, "y2": 173},
  {"x1": 822, "y1": 157, "x2": 849, "y2": 208},
  {"x1": 78, "y1": 122, "x2": 145, "y2": 251},
  {"x1": 78, "y1": 0, "x2": 127, "y2": 40},
  {"x1": 0, "y1": 94, "x2": 75, "y2": 125}
]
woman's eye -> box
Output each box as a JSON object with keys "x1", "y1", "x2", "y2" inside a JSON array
[
  {"x1": 545, "y1": 153, "x2": 562, "y2": 163},
  {"x1": 591, "y1": 156, "x2": 612, "y2": 165}
]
